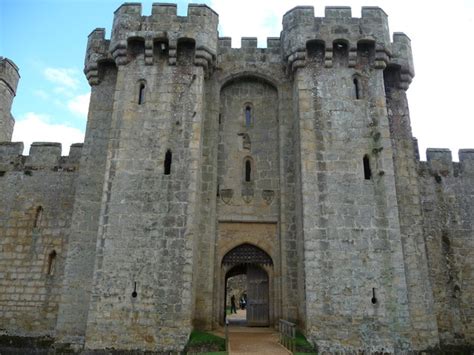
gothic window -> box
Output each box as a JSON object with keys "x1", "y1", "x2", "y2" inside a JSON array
[
  {"x1": 47, "y1": 250, "x2": 56, "y2": 276},
  {"x1": 164, "y1": 150, "x2": 172, "y2": 175},
  {"x1": 138, "y1": 82, "x2": 145, "y2": 105},
  {"x1": 34, "y1": 206, "x2": 43, "y2": 228},
  {"x1": 363, "y1": 155, "x2": 372, "y2": 180}
]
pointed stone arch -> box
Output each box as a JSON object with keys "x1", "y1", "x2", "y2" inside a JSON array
[{"x1": 220, "y1": 243, "x2": 273, "y2": 327}]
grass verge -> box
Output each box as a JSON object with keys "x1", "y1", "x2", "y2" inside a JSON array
[{"x1": 185, "y1": 330, "x2": 226, "y2": 354}]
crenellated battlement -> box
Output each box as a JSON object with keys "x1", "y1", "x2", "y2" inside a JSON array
[
  {"x1": 217, "y1": 37, "x2": 282, "y2": 64},
  {"x1": 419, "y1": 148, "x2": 474, "y2": 178},
  {"x1": 280, "y1": 6, "x2": 414, "y2": 80},
  {"x1": 0, "y1": 142, "x2": 82, "y2": 174},
  {"x1": 217, "y1": 37, "x2": 281, "y2": 50},
  {"x1": 85, "y1": 3, "x2": 218, "y2": 84},
  {"x1": 84, "y1": 3, "x2": 418, "y2": 85}
]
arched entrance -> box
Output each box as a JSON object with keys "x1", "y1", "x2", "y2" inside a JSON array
[{"x1": 222, "y1": 244, "x2": 273, "y2": 327}]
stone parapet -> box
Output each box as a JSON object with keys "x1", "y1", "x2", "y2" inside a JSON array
[
  {"x1": 85, "y1": 3, "x2": 218, "y2": 84},
  {"x1": 0, "y1": 142, "x2": 82, "y2": 173},
  {"x1": 282, "y1": 6, "x2": 391, "y2": 71},
  {"x1": 280, "y1": 6, "x2": 416, "y2": 75},
  {"x1": 419, "y1": 148, "x2": 474, "y2": 178}
]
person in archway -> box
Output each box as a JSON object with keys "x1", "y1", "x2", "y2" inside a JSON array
[
  {"x1": 230, "y1": 295, "x2": 237, "y2": 314},
  {"x1": 240, "y1": 295, "x2": 246, "y2": 310}
]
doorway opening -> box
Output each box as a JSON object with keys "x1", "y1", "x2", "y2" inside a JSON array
[
  {"x1": 222, "y1": 243, "x2": 273, "y2": 327},
  {"x1": 225, "y1": 264, "x2": 248, "y2": 326}
]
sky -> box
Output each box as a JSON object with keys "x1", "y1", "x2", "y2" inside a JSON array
[{"x1": 1, "y1": 0, "x2": 473, "y2": 160}]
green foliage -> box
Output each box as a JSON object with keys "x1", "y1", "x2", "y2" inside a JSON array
[{"x1": 294, "y1": 330, "x2": 317, "y2": 354}]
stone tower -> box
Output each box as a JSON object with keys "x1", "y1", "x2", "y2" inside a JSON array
[
  {"x1": 0, "y1": 57, "x2": 19, "y2": 141},
  {"x1": 55, "y1": 3, "x2": 219, "y2": 351},
  {"x1": 0, "y1": 3, "x2": 473, "y2": 354}
]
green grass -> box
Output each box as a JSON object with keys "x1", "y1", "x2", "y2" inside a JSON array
[
  {"x1": 294, "y1": 330, "x2": 317, "y2": 354},
  {"x1": 186, "y1": 330, "x2": 226, "y2": 354}
]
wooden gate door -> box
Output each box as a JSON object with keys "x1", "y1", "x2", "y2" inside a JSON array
[{"x1": 246, "y1": 265, "x2": 269, "y2": 326}]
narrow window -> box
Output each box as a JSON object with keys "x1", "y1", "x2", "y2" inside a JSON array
[
  {"x1": 245, "y1": 160, "x2": 251, "y2": 182},
  {"x1": 245, "y1": 106, "x2": 252, "y2": 128},
  {"x1": 138, "y1": 83, "x2": 145, "y2": 105},
  {"x1": 363, "y1": 155, "x2": 371, "y2": 180},
  {"x1": 354, "y1": 78, "x2": 360, "y2": 99},
  {"x1": 164, "y1": 150, "x2": 172, "y2": 175},
  {"x1": 34, "y1": 206, "x2": 43, "y2": 228},
  {"x1": 47, "y1": 250, "x2": 57, "y2": 276}
]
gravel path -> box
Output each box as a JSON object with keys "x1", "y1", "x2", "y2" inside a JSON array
[{"x1": 227, "y1": 325, "x2": 290, "y2": 354}]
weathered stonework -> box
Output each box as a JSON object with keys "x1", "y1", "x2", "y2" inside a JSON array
[
  {"x1": 0, "y1": 3, "x2": 472, "y2": 353},
  {"x1": 0, "y1": 58, "x2": 19, "y2": 142}
]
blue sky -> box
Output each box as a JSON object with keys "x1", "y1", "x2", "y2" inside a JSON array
[{"x1": 2, "y1": 0, "x2": 473, "y2": 159}]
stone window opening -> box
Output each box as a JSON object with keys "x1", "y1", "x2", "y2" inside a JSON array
[
  {"x1": 138, "y1": 82, "x2": 145, "y2": 105},
  {"x1": 34, "y1": 206, "x2": 43, "y2": 228},
  {"x1": 353, "y1": 77, "x2": 360, "y2": 99},
  {"x1": 245, "y1": 106, "x2": 252, "y2": 128},
  {"x1": 164, "y1": 150, "x2": 172, "y2": 175},
  {"x1": 245, "y1": 160, "x2": 251, "y2": 181},
  {"x1": 47, "y1": 250, "x2": 56, "y2": 276},
  {"x1": 243, "y1": 158, "x2": 254, "y2": 182},
  {"x1": 363, "y1": 155, "x2": 372, "y2": 180}
]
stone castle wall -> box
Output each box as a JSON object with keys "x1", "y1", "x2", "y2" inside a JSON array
[
  {"x1": 419, "y1": 149, "x2": 474, "y2": 346},
  {"x1": 0, "y1": 142, "x2": 81, "y2": 336}
]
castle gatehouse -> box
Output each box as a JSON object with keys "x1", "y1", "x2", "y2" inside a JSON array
[{"x1": 0, "y1": 3, "x2": 473, "y2": 353}]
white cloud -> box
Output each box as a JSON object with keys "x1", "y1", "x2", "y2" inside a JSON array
[
  {"x1": 11, "y1": 112, "x2": 85, "y2": 155},
  {"x1": 67, "y1": 93, "x2": 90, "y2": 118},
  {"x1": 44, "y1": 67, "x2": 80, "y2": 89},
  {"x1": 33, "y1": 89, "x2": 49, "y2": 100}
]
